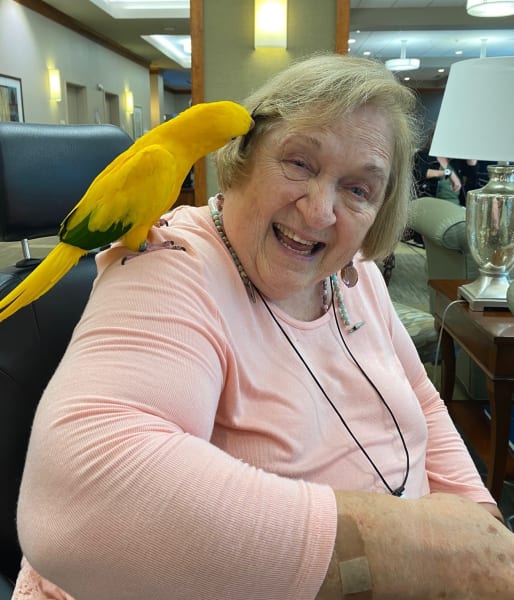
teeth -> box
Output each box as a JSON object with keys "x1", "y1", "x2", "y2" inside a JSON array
[
  {"x1": 275, "y1": 224, "x2": 316, "y2": 246},
  {"x1": 277, "y1": 240, "x2": 312, "y2": 255}
]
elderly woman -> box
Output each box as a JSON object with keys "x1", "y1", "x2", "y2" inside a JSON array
[{"x1": 13, "y1": 54, "x2": 513, "y2": 599}]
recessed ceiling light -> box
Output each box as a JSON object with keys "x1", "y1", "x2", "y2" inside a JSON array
[
  {"x1": 455, "y1": 50, "x2": 463, "y2": 55},
  {"x1": 141, "y1": 35, "x2": 191, "y2": 68},
  {"x1": 88, "y1": 0, "x2": 189, "y2": 19},
  {"x1": 467, "y1": 0, "x2": 514, "y2": 17}
]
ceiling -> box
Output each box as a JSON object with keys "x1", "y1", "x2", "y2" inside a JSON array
[{"x1": 37, "y1": 0, "x2": 514, "y2": 89}]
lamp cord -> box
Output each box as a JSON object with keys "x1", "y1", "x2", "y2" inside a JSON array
[{"x1": 431, "y1": 299, "x2": 466, "y2": 388}]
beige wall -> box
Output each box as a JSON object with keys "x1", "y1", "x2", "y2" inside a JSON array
[
  {"x1": 0, "y1": 0, "x2": 151, "y2": 137},
  {"x1": 203, "y1": 0, "x2": 337, "y2": 197}
]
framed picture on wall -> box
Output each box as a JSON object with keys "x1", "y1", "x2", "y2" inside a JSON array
[
  {"x1": 0, "y1": 74, "x2": 24, "y2": 122},
  {"x1": 133, "y1": 105, "x2": 143, "y2": 139}
]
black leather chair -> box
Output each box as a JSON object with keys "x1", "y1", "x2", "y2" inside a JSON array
[{"x1": 0, "y1": 122, "x2": 132, "y2": 594}]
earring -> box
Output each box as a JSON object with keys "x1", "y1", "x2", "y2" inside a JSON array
[{"x1": 341, "y1": 260, "x2": 358, "y2": 288}]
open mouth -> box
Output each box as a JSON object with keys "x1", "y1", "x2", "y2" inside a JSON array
[{"x1": 273, "y1": 223, "x2": 324, "y2": 256}]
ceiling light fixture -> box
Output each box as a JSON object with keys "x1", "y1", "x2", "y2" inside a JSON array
[
  {"x1": 480, "y1": 38, "x2": 488, "y2": 58},
  {"x1": 385, "y1": 40, "x2": 420, "y2": 72},
  {"x1": 466, "y1": 0, "x2": 514, "y2": 17},
  {"x1": 141, "y1": 35, "x2": 191, "y2": 68},
  {"x1": 88, "y1": 0, "x2": 189, "y2": 19}
]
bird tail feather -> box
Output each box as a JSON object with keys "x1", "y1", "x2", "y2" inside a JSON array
[{"x1": 0, "y1": 243, "x2": 87, "y2": 322}]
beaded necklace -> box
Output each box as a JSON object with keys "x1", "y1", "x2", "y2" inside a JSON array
[{"x1": 208, "y1": 193, "x2": 409, "y2": 496}]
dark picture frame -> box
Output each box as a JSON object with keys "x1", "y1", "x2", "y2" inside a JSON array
[{"x1": 0, "y1": 74, "x2": 24, "y2": 122}]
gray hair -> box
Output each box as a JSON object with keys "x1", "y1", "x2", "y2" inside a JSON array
[{"x1": 215, "y1": 53, "x2": 421, "y2": 260}]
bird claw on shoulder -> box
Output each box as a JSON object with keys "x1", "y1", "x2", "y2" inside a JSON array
[
  {"x1": 155, "y1": 218, "x2": 169, "y2": 228},
  {"x1": 121, "y1": 241, "x2": 186, "y2": 265}
]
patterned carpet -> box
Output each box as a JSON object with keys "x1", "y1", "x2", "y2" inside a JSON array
[
  {"x1": 387, "y1": 243, "x2": 430, "y2": 312},
  {"x1": 0, "y1": 237, "x2": 57, "y2": 269}
]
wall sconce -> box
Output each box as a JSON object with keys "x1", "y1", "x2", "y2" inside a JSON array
[
  {"x1": 254, "y1": 0, "x2": 287, "y2": 48},
  {"x1": 125, "y1": 90, "x2": 134, "y2": 115},
  {"x1": 48, "y1": 68, "x2": 62, "y2": 102}
]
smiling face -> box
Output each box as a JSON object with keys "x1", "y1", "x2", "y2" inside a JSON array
[{"x1": 221, "y1": 104, "x2": 394, "y2": 314}]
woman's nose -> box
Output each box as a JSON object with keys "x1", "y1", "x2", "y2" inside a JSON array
[{"x1": 295, "y1": 181, "x2": 337, "y2": 228}]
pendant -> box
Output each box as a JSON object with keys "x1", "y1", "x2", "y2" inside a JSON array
[{"x1": 341, "y1": 261, "x2": 358, "y2": 288}]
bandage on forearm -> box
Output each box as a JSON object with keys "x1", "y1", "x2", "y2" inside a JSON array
[{"x1": 317, "y1": 514, "x2": 373, "y2": 599}]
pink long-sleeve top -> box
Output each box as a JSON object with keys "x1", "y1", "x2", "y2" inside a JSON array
[{"x1": 15, "y1": 203, "x2": 494, "y2": 600}]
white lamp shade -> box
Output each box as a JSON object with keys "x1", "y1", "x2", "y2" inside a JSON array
[{"x1": 430, "y1": 57, "x2": 514, "y2": 162}]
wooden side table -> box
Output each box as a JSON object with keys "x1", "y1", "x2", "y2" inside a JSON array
[{"x1": 429, "y1": 279, "x2": 514, "y2": 501}]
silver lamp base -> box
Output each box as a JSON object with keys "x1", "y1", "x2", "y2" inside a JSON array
[
  {"x1": 461, "y1": 163, "x2": 514, "y2": 312},
  {"x1": 459, "y1": 273, "x2": 512, "y2": 311}
]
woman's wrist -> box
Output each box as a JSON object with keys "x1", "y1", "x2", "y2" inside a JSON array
[
  {"x1": 317, "y1": 509, "x2": 373, "y2": 599},
  {"x1": 318, "y1": 490, "x2": 514, "y2": 599}
]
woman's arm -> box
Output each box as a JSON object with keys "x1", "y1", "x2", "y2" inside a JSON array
[
  {"x1": 17, "y1": 242, "x2": 336, "y2": 600},
  {"x1": 317, "y1": 490, "x2": 514, "y2": 599}
]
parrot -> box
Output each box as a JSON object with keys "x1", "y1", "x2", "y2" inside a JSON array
[{"x1": 0, "y1": 100, "x2": 253, "y2": 323}]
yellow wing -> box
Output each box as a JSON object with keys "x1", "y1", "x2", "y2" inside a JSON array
[{"x1": 60, "y1": 144, "x2": 179, "y2": 252}]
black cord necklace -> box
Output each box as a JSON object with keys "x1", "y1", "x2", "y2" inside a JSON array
[
  {"x1": 256, "y1": 283, "x2": 410, "y2": 497},
  {"x1": 208, "y1": 194, "x2": 410, "y2": 496}
]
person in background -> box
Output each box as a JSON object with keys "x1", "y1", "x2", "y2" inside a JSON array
[
  {"x1": 452, "y1": 158, "x2": 481, "y2": 206},
  {"x1": 12, "y1": 53, "x2": 514, "y2": 600},
  {"x1": 433, "y1": 156, "x2": 462, "y2": 204},
  {"x1": 413, "y1": 133, "x2": 462, "y2": 205}
]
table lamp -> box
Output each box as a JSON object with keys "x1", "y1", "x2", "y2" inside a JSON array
[{"x1": 430, "y1": 56, "x2": 514, "y2": 311}]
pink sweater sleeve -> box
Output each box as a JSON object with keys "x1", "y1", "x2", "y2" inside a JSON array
[{"x1": 16, "y1": 233, "x2": 337, "y2": 600}]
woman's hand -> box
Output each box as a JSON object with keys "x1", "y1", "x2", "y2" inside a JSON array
[
  {"x1": 318, "y1": 490, "x2": 514, "y2": 599},
  {"x1": 479, "y1": 501, "x2": 505, "y2": 523},
  {"x1": 449, "y1": 171, "x2": 462, "y2": 193}
]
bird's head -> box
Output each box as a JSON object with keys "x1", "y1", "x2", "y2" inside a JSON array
[{"x1": 159, "y1": 101, "x2": 253, "y2": 157}]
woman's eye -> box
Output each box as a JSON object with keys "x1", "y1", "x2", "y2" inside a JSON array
[
  {"x1": 281, "y1": 158, "x2": 311, "y2": 181},
  {"x1": 349, "y1": 185, "x2": 369, "y2": 199}
]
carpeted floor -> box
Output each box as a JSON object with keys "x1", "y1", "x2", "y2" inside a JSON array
[
  {"x1": 0, "y1": 236, "x2": 57, "y2": 268},
  {"x1": 386, "y1": 242, "x2": 430, "y2": 312}
]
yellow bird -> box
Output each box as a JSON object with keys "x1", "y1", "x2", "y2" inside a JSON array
[{"x1": 0, "y1": 100, "x2": 252, "y2": 323}]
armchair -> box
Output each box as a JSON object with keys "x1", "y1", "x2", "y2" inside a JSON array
[
  {"x1": 0, "y1": 122, "x2": 132, "y2": 593},
  {"x1": 408, "y1": 197, "x2": 487, "y2": 401},
  {"x1": 407, "y1": 197, "x2": 479, "y2": 313}
]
